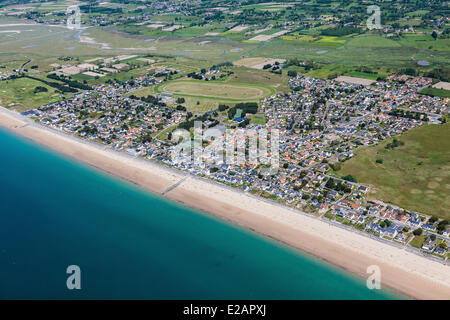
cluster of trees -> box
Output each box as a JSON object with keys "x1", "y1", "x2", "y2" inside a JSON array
[
  {"x1": 400, "y1": 68, "x2": 418, "y2": 77},
  {"x1": 389, "y1": 109, "x2": 428, "y2": 122},
  {"x1": 354, "y1": 66, "x2": 377, "y2": 75},
  {"x1": 210, "y1": 62, "x2": 232, "y2": 70},
  {"x1": 437, "y1": 220, "x2": 449, "y2": 232},
  {"x1": 342, "y1": 174, "x2": 357, "y2": 183},
  {"x1": 139, "y1": 133, "x2": 152, "y2": 144},
  {"x1": 262, "y1": 61, "x2": 282, "y2": 74},
  {"x1": 237, "y1": 118, "x2": 251, "y2": 128},
  {"x1": 187, "y1": 72, "x2": 203, "y2": 80},
  {"x1": 320, "y1": 26, "x2": 360, "y2": 37},
  {"x1": 329, "y1": 162, "x2": 341, "y2": 171},
  {"x1": 385, "y1": 138, "x2": 404, "y2": 150},
  {"x1": 47, "y1": 74, "x2": 92, "y2": 90},
  {"x1": 79, "y1": 125, "x2": 98, "y2": 135},
  {"x1": 232, "y1": 8, "x2": 282, "y2": 25},
  {"x1": 424, "y1": 67, "x2": 450, "y2": 82},
  {"x1": 227, "y1": 102, "x2": 258, "y2": 120},
  {"x1": 79, "y1": 5, "x2": 122, "y2": 14},
  {"x1": 429, "y1": 217, "x2": 449, "y2": 232},
  {"x1": 129, "y1": 94, "x2": 162, "y2": 105},
  {"x1": 379, "y1": 219, "x2": 392, "y2": 229},
  {"x1": 25, "y1": 75, "x2": 77, "y2": 93},
  {"x1": 177, "y1": 113, "x2": 213, "y2": 131},
  {"x1": 325, "y1": 178, "x2": 351, "y2": 193},
  {"x1": 33, "y1": 86, "x2": 48, "y2": 94},
  {"x1": 399, "y1": 64, "x2": 449, "y2": 82},
  {"x1": 218, "y1": 104, "x2": 229, "y2": 112}
]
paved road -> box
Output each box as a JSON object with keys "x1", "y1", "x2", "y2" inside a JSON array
[{"x1": 19, "y1": 56, "x2": 33, "y2": 73}]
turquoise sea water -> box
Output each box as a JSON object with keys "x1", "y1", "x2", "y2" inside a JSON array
[{"x1": 0, "y1": 128, "x2": 394, "y2": 299}]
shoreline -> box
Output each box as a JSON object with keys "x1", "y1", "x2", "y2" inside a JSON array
[{"x1": 1, "y1": 107, "x2": 449, "y2": 300}]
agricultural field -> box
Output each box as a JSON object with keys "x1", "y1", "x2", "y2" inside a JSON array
[
  {"x1": 281, "y1": 33, "x2": 350, "y2": 48},
  {"x1": 339, "y1": 123, "x2": 450, "y2": 219}
]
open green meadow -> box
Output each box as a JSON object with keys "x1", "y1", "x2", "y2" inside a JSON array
[
  {"x1": 344, "y1": 71, "x2": 386, "y2": 81},
  {"x1": 419, "y1": 87, "x2": 450, "y2": 99},
  {"x1": 227, "y1": 66, "x2": 290, "y2": 92},
  {"x1": 339, "y1": 123, "x2": 450, "y2": 219},
  {"x1": 0, "y1": 77, "x2": 66, "y2": 111},
  {"x1": 155, "y1": 80, "x2": 274, "y2": 101}
]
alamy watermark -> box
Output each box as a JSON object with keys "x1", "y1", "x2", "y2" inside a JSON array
[
  {"x1": 67, "y1": 5, "x2": 81, "y2": 30},
  {"x1": 171, "y1": 121, "x2": 279, "y2": 174},
  {"x1": 366, "y1": 265, "x2": 381, "y2": 290},
  {"x1": 66, "y1": 265, "x2": 81, "y2": 290},
  {"x1": 367, "y1": 5, "x2": 382, "y2": 30}
]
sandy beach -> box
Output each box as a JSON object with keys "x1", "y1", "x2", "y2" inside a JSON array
[{"x1": 1, "y1": 107, "x2": 449, "y2": 300}]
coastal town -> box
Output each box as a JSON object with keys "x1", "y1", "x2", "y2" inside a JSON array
[
  {"x1": 22, "y1": 68, "x2": 450, "y2": 263},
  {"x1": 1, "y1": 0, "x2": 450, "y2": 301}
]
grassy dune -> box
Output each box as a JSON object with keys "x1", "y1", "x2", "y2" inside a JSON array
[{"x1": 339, "y1": 123, "x2": 450, "y2": 218}]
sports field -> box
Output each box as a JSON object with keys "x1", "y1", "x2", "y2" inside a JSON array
[
  {"x1": 339, "y1": 123, "x2": 450, "y2": 219},
  {"x1": 155, "y1": 80, "x2": 275, "y2": 101}
]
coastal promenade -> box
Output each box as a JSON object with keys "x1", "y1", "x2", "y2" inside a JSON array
[{"x1": 1, "y1": 106, "x2": 449, "y2": 300}]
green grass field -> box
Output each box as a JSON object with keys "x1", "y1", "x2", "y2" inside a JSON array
[
  {"x1": 344, "y1": 71, "x2": 385, "y2": 80},
  {"x1": 419, "y1": 87, "x2": 450, "y2": 99},
  {"x1": 131, "y1": 73, "x2": 277, "y2": 113},
  {"x1": 396, "y1": 34, "x2": 450, "y2": 51},
  {"x1": 227, "y1": 66, "x2": 290, "y2": 92},
  {"x1": 154, "y1": 79, "x2": 275, "y2": 101},
  {"x1": 339, "y1": 123, "x2": 450, "y2": 218},
  {"x1": 409, "y1": 235, "x2": 426, "y2": 249},
  {"x1": 0, "y1": 77, "x2": 66, "y2": 111},
  {"x1": 280, "y1": 33, "x2": 349, "y2": 48},
  {"x1": 345, "y1": 35, "x2": 402, "y2": 48}
]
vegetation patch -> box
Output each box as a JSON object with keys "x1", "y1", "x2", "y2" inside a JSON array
[
  {"x1": 154, "y1": 80, "x2": 274, "y2": 101},
  {"x1": 0, "y1": 77, "x2": 67, "y2": 111},
  {"x1": 419, "y1": 87, "x2": 450, "y2": 99},
  {"x1": 339, "y1": 123, "x2": 450, "y2": 218}
]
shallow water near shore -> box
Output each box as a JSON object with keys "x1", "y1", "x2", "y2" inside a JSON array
[{"x1": 0, "y1": 127, "x2": 395, "y2": 299}]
